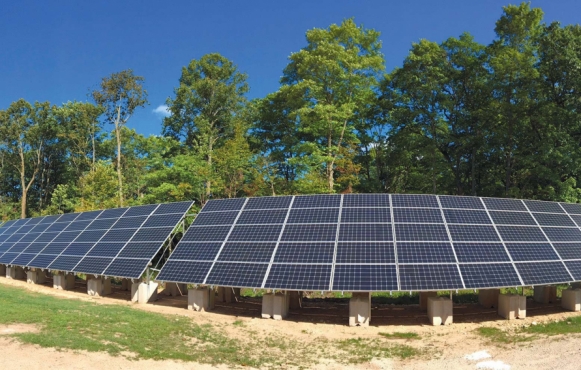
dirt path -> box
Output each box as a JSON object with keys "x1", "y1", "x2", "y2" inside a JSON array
[{"x1": 2, "y1": 277, "x2": 581, "y2": 369}]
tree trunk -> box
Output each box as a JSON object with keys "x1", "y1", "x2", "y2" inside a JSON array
[
  {"x1": 115, "y1": 106, "x2": 123, "y2": 207},
  {"x1": 206, "y1": 140, "x2": 212, "y2": 197}
]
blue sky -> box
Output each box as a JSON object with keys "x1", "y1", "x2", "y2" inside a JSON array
[{"x1": 1, "y1": 1, "x2": 579, "y2": 136}]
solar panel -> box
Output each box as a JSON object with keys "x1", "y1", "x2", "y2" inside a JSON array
[
  {"x1": 157, "y1": 195, "x2": 581, "y2": 292},
  {"x1": 0, "y1": 201, "x2": 193, "y2": 279}
]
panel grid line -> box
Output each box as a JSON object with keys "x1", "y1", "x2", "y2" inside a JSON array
[
  {"x1": 328, "y1": 194, "x2": 344, "y2": 291},
  {"x1": 46, "y1": 210, "x2": 106, "y2": 271},
  {"x1": 521, "y1": 200, "x2": 575, "y2": 283},
  {"x1": 479, "y1": 197, "x2": 525, "y2": 286},
  {"x1": 6, "y1": 215, "x2": 62, "y2": 265},
  {"x1": 72, "y1": 207, "x2": 133, "y2": 273},
  {"x1": 436, "y1": 195, "x2": 466, "y2": 289},
  {"x1": 389, "y1": 194, "x2": 400, "y2": 291},
  {"x1": 0, "y1": 217, "x2": 46, "y2": 261},
  {"x1": 260, "y1": 197, "x2": 296, "y2": 288},
  {"x1": 203, "y1": 198, "x2": 250, "y2": 285}
]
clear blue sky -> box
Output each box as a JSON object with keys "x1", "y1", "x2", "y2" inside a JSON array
[{"x1": 1, "y1": 1, "x2": 579, "y2": 136}]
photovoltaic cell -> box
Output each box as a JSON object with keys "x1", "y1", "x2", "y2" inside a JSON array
[
  {"x1": 282, "y1": 224, "x2": 337, "y2": 242},
  {"x1": 399, "y1": 264, "x2": 463, "y2": 290},
  {"x1": 288, "y1": 208, "x2": 340, "y2": 224},
  {"x1": 395, "y1": 224, "x2": 448, "y2": 241},
  {"x1": 516, "y1": 261, "x2": 572, "y2": 285},
  {"x1": 342, "y1": 194, "x2": 390, "y2": 207},
  {"x1": 335, "y1": 242, "x2": 395, "y2": 264},
  {"x1": 532, "y1": 213, "x2": 575, "y2": 227},
  {"x1": 265, "y1": 264, "x2": 332, "y2": 290},
  {"x1": 341, "y1": 208, "x2": 390, "y2": 223},
  {"x1": 169, "y1": 243, "x2": 222, "y2": 261},
  {"x1": 245, "y1": 196, "x2": 292, "y2": 210},
  {"x1": 561, "y1": 203, "x2": 581, "y2": 215},
  {"x1": 237, "y1": 210, "x2": 288, "y2": 224},
  {"x1": 274, "y1": 242, "x2": 335, "y2": 263},
  {"x1": 332, "y1": 265, "x2": 397, "y2": 291},
  {"x1": 203, "y1": 198, "x2": 245, "y2": 212},
  {"x1": 483, "y1": 198, "x2": 527, "y2": 211},
  {"x1": 497, "y1": 226, "x2": 547, "y2": 242},
  {"x1": 218, "y1": 243, "x2": 277, "y2": 263},
  {"x1": 392, "y1": 194, "x2": 438, "y2": 208},
  {"x1": 339, "y1": 224, "x2": 392, "y2": 242},
  {"x1": 156, "y1": 260, "x2": 213, "y2": 283},
  {"x1": 524, "y1": 200, "x2": 564, "y2": 213},
  {"x1": 439, "y1": 196, "x2": 484, "y2": 210},
  {"x1": 103, "y1": 258, "x2": 149, "y2": 278},
  {"x1": 505, "y1": 243, "x2": 559, "y2": 261},
  {"x1": 443, "y1": 209, "x2": 491, "y2": 224},
  {"x1": 230, "y1": 225, "x2": 283, "y2": 241},
  {"x1": 564, "y1": 260, "x2": 581, "y2": 280},
  {"x1": 397, "y1": 242, "x2": 456, "y2": 263},
  {"x1": 542, "y1": 227, "x2": 581, "y2": 242},
  {"x1": 206, "y1": 262, "x2": 268, "y2": 287},
  {"x1": 488, "y1": 211, "x2": 536, "y2": 225},
  {"x1": 448, "y1": 225, "x2": 500, "y2": 242},
  {"x1": 454, "y1": 243, "x2": 511, "y2": 262},
  {"x1": 460, "y1": 263, "x2": 521, "y2": 288},
  {"x1": 553, "y1": 243, "x2": 581, "y2": 260},
  {"x1": 292, "y1": 195, "x2": 341, "y2": 208},
  {"x1": 192, "y1": 211, "x2": 239, "y2": 226},
  {"x1": 393, "y1": 208, "x2": 442, "y2": 223}
]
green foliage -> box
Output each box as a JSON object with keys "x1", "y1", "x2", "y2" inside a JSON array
[{"x1": 4, "y1": 3, "x2": 581, "y2": 218}]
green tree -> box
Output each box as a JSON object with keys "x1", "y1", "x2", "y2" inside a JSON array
[
  {"x1": 91, "y1": 70, "x2": 148, "y2": 207},
  {"x1": 163, "y1": 53, "x2": 248, "y2": 199},
  {"x1": 279, "y1": 18, "x2": 385, "y2": 192}
]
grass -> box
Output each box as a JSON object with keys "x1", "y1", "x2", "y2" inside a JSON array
[
  {"x1": 475, "y1": 327, "x2": 535, "y2": 345},
  {"x1": 525, "y1": 316, "x2": 581, "y2": 336},
  {"x1": 336, "y1": 337, "x2": 422, "y2": 363},
  {"x1": 379, "y1": 332, "x2": 420, "y2": 340},
  {"x1": 0, "y1": 283, "x2": 424, "y2": 367}
]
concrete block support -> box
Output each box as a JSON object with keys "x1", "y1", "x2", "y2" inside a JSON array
[
  {"x1": 289, "y1": 291, "x2": 302, "y2": 309},
  {"x1": 349, "y1": 292, "x2": 371, "y2": 327},
  {"x1": 188, "y1": 287, "x2": 215, "y2": 312},
  {"x1": 163, "y1": 282, "x2": 186, "y2": 297},
  {"x1": 87, "y1": 276, "x2": 112, "y2": 297},
  {"x1": 262, "y1": 292, "x2": 289, "y2": 320},
  {"x1": 137, "y1": 282, "x2": 158, "y2": 304},
  {"x1": 534, "y1": 285, "x2": 557, "y2": 304},
  {"x1": 53, "y1": 272, "x2": 75, "y2": 290},
  {"x1": 131, "y1": 282, "x2": 140, "y2": 302},
  {"x1": 571, "y1": 282, "x2": 581, "y2": 289},
  {"x1": 27, "y1": 269, "x2": 46, "y2": 284},
  {"x1": 562, "y1": 289, "x2": 581, "y2": 311},
  {"x1": 479, "y1": 289, "x2": 501, "y2": 308},
  {"x1": 6, "y1": 266, "x2": 16, "y2": 279},
  {"x1": 0, "y1": 264, "x2": 6, "y2": 276},
  {"x1": 419, "y1": 291, "x2": 438, "y2": 311},
  {"x1": 498, "y1": 294, "x2": 526, "y2": 319},
  {"x1": 427, "y1": 297, "x2": 453, "y2": 325}
]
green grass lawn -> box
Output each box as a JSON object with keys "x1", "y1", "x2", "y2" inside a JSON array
[{"x1": 0, "y1": 283, "x2": 423, "y2": 367}]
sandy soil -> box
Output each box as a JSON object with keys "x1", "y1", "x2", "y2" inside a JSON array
[{"x1": 2, "y1": 276, "x2": 581, "y2": 369}]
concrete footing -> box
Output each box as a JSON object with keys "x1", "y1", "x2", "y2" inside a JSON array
[
  {"x1": 571, "y1": 282, "x2": 581, "y2": 289},
  {"x1": 419, "y1": 291, "x2": 438, "y2": 311},
  {"x1": 216, "y1": 287, "x2": 241, "y2": 303},
  {"x1": 130, "y1": 282, "x2": 159, "y2": 304},
  {"x1": 87, "y1": 276, "x2": 112, "y2": 297},
  {"x1": 163, "y1": 282, "x2": 186, "y2": 297},
  {"x1": 188, "y1": 287, "x2": 215, "y2": 311},
  {"x1": 53, "y1": 272, "x2": 75, "y2": 290},
  {"x1": 262, "y1": 292, "x2": 289, "y2": 320},
  {"x1": 26, "y1": 269, "x2": 46, "y2": 284},
  {"x1": 349, "y1": 292, "x2": 371, "y2": 327},
  {"x1": 478, "y1": 289, "x2": 500, "y2": 308},
  {"x1": 289, "y1": 291, "x2": 302, "y2": 309},
  {"x1": 427, "y1": 297, "x2": 453, "y2": 325},
  {"x1": 562, "y1": 289, "x2": 581, "y2": 311},
  {"x1": 0, "y1": 264, "x2": 5, "y2": 276},
  {"x1": 498, "y1": 294, "x2": 526, "y2": 319},
  {"x1": 533, "y1": 285, "x2": 557, "y2": 304}
]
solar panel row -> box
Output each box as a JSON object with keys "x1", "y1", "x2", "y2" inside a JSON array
[
  {"x1": 0, "y1": 201, "x2": 193, "y2": 279},
  {"x1": 157, "y1": 194, "x2": 581, "y2": 291}
]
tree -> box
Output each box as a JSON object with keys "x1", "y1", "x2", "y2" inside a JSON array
[
  {"x1": 279, "y1": 18, "x2": 385, "y2": 192},
  {"x1": 0, "y1": 100, "x2": 55, "y2": 218},
  {"x1": 163, "y1": 53, "x2": 248, "y2": 199},
  {"x1": 91, "y1": 70, "x2": 148, "y2": 207}
]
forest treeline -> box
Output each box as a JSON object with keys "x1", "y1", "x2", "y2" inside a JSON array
[{"x1": 2, "y1": 3, "x2": 581, "y2": 220}]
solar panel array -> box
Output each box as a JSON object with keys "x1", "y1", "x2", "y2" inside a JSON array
[
  {"x1": 0, "y1": 201, "x2": 193, "y2": 279},
  {"x1": 157, "y1": 194, "x2": 581, "y2": 291}
]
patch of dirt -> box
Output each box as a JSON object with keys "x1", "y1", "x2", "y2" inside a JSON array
[
  {"x1": 0, "y1": 323, "x2": 39, "y2": 335},
  {"x1": 2, "y1": 277, "x2": 581, "y2": 369}
]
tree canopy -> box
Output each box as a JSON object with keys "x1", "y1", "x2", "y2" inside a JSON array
[{"x1": 2, "y1": 3, "x2": 581, "y2": 220}]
